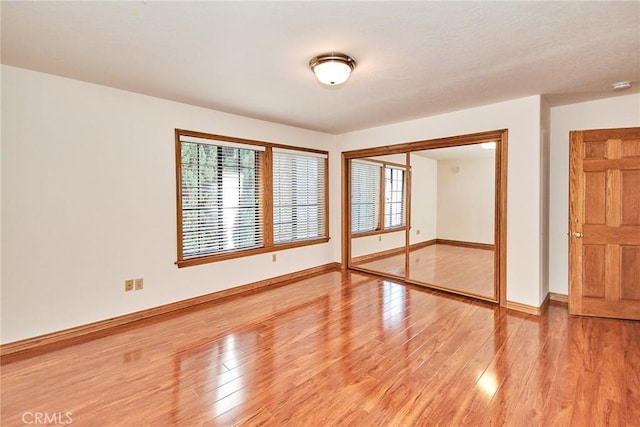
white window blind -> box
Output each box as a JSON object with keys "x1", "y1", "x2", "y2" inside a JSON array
[
  {"x1": 180, "y1": 141, "x2": 263, "y2": 258},
  {"x1": 384, "y1": 166, "x2": 405, "y2": 228},
  {"x1": 351, "y1": 160, "x2": 381, "y2": 233},
  {"x1": 273, "y1": 149, "x2": 327, "y2": 244}
]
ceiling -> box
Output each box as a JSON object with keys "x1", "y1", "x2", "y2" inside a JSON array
[{"x1": 2, "y1": 1, "x2": 639, "y2": 134}]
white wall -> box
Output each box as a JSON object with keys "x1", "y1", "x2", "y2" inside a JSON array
[
  {"x1": 409, "y1": 154, "x2": 437, "y2": 245},
  {"x1": 337, "y1": 95, "x2": 543, "y2": 307},
  {"x1": 0, "y1": 65, "x2": 337, "y2": 344},
  {"x1": 351, "y1": 231, "x2": 405, "y2": 258},
  {"x1": 548, "y1": 93, "x2": 640, "y2": 295},
  {"x1": 8, "y1": 63, "x2": 615, "y2": 341},
  {"x1": 540, "y1": 98, "x2": 551, "y2": 301},
  {"x1": 436, "y1": 158, "x2": 494, "y2": 244}
]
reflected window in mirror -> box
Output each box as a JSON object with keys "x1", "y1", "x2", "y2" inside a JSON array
[
  {"x1": 351, "y1": 159, "x2": 406, "y2": 235},
  {"x1": 384, "y1": 166, "x2": 405, "y2": 228},
  {"x1": 351, "y1": 160, "x2": 380, "y2": 233}
]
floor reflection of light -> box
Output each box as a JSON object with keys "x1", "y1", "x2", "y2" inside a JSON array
[
  {"x1": 210, "y1": 334, "x2": 245, "y2": 418},
  {"x1": 382, "y1": 281, "x2": 406, "y2": 329},
  {"x1": 477, "y1": 371, "x2": 499, "y2": 398},
  {"x1": 214, "y1": 389, "x2": 245, "y2": 418}
]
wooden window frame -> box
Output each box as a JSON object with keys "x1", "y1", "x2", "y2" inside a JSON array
[
  {"x1": 175, "y1": 129, "x2": 329, "y2": 268},
  {"x1": 383, "y1": 165, "x2": 406, "y2": 229},
  {"x1": 350, "y1": 159, "x2": 407, "y2": 238}
]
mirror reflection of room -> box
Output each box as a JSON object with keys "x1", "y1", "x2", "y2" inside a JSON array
[
  {"x1": 408, "y1": 145, "x2": 495, "y2": 299},
  {"x1": 348, "y1": 143, "x2": 497, "y2": 301}
]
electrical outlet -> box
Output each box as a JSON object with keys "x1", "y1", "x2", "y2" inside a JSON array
[
  {"x1": 378, "y1": 236, "x2": 382, "y2": 242},
  {"x1": 125, "y1": 279, "x2": 134, "y2": 292},
  {"x1": 416, "y1": 229, "x2": 421, "y2": 235},
  {"x1": 134, "y1": 278, "x2": 143, "y2": 290},
  {"x1": 272, "y1": 253, "x2": 277, "y2": 262}
]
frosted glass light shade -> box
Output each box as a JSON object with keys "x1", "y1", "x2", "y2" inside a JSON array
[
  {"x1": 313, "y1": 61, "x2": 352, "y2": 85},
  {"x1": 309, "y1": 53, "x2": 356, "y2": 86}
]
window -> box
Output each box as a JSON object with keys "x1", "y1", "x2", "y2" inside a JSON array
[
  {"x1": 180, "y1": 140, "x2": 263, "y2": 258},
  {"x1": 351, "y1": 159, "x2": 405, "y2": 235},
  {"x1": 384, "y1": 166, "x2": 405, "y2": 228},
  {"x1": 176, "y1": 130, "x2": 328, "y2": 267},
  {"x1": 351, "y1": 160, "x2": 380, "y2": 233},
  {"x1": 273, "y1": 148, "x2": 327, "y2": 244}
]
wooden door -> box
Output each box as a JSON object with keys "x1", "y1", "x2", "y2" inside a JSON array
[{"x1": 569, "y1": 127, "x2": 640, "y2": 319}]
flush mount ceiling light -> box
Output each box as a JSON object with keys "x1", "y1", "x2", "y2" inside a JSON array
[{"x1": 309, "y1": 53, "x2": 357, "y2": 86}]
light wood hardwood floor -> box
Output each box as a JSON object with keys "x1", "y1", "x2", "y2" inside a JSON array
[{"x1": 2, "y1": 270, "x2": 639, "y2": 426}]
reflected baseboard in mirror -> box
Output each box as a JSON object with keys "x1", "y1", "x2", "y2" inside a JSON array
[{"x1": 350, "y1": 244, "x2": 410, "y2": 278}]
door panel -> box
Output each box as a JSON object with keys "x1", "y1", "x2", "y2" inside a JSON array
[
  {"x1": 569, "y1": 127, "x2": 640, "y2": 320},
  {"x1": 582, "y1": 244, "x2": 605, "y2": 298},
  {"x1": 584, "y1": 172, "x2": 606, "y2": 224},
  {"x1": 621, "y1": 138, "x2": 640, "y2": 157},
  {"x1": 621, "y1": 170, "x2": 640, "y2": 224},
  {"x1": 621, "y1": 246, "x2": 640, "y2": 300}
]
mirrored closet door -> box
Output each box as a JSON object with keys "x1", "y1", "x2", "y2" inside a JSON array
[
  {"x1": 407, "y1": 145, "x2": 496, "y2": 300},
  {"x1": 344, "y1": 130, "x2": 507, "y2": 303}
]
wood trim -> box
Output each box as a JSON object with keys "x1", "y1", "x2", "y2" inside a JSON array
[
  {"x1": 541, "y1": 292, "x2": 551, "y2": 313},
  {"x1": 0, "y1": 263, "x2": 341, "y2": 363},
  {"x1": 505, "y1": 301, "x2": 540, "y2": 316},
  {"x1": 176, "y1": 128, "x2": 330, "y2": 156},
  {"x1": 506, "y1": 296, "x2": 548, "y2": 316},
  {"x1": 263, "y1": 147, "x2": 274, "y2": 247},
  {"x1": 497, "y1": 130, "x2": 508, "y2": 307},
  {"x1": 342, "y1": 153, "x2": 351, "y2": 269},
  {"x1": 351, "y1": 239, "x2": 438, "y2": 264},
  {"x1": 176, "y1": 237, "x2": 330, "y2": 268},
  {"x1": 175, "y1": 129, "x2": 184, "y2": 266},
  {"x1": 351, "y1": 226, "x2": 407, "y2": 239},
  {"x1": 406, "y1": 279, "x2": 500, "y2": 304},
  {"x1": 549, "y1": 292, "x2": 569, "y2": 304},
  {"x1": 352, "y1": 157, "x2": 407, "y2": 169},
  {"x1": 579, "y1": 127, "x2": 640, "y2": 141},
  {"x1": 342, "y1": 129, "x2": 508, "y2": 159},
  {"x1": 351, "y1": 246, "x2": 405, "y2": 264},
  {"x1": 352, "y1": 239, "x2": 501, "y2": 267},
  {"x1": 378, "y1": 165, "x2": 385, "y2": 230},
  {"x1": 410, "y1": 239, "x2": 437, "y2": 251},
  {"x1": 568, "y1": 130, "x2": 583, "y2": 315},
  {"x1": 435, "y1": 239, "x2": 494, "y2": 251},
  {"x1": 405, "y1": 152, "x2": 412, "y2": 278},
  {"x1": 324, "y1": 156, "x2": 330, "y2": 241}
]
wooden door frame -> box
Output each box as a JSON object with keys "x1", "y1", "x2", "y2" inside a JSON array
[
  {"x1": 341, "y1": 129, "x2": 508, "y2": 307},
  {"x1": 568, "y1": 130, "x2": 584, "y2": 314}
]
